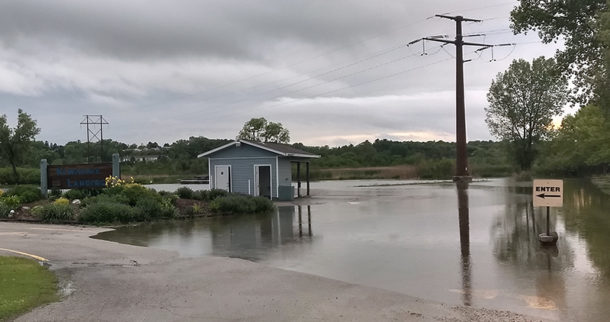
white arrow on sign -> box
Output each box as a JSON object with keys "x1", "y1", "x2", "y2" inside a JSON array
[{"x1": 532, "y1": 179, "x2": 563, "y2": 207}]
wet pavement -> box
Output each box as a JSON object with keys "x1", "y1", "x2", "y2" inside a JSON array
[
  {"x1": 1, "y1": 223, "x2": 537, "y2": 321},
  {"x1": 97, "y1": 178, "x2": 610, "y2": 321}
]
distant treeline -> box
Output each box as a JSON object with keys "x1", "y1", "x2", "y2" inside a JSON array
[
  {"x1": 0, "y1": 137, "x2": 229, "y2": 184},
  {"x1": 296, "y1": 139, "x2": 514, "y2": 179},
  {"x1": 0, "y1": 137, "x2": 516, "y2": 184}
]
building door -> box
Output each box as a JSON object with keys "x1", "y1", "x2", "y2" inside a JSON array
[
  {"x1": 254, "y1": 165, "x2": 272, "y2": 199},
  {"x1": 214, "y1": 165, "x2": 231, "y2": 191}
]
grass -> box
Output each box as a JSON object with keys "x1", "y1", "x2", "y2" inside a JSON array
[
  {"x1": 0, "y1": 256, "x2": 58, "y2": 321},
  {"x1": 124, "y1": 174, "x2": 195, "y2": 184},
  {"x1": 311, "y1": 165, "x2": 418, "y2": 180}
]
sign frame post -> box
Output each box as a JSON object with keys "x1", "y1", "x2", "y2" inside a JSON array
[{"x1": 40, "y1": 159, "x2": 48, "y2": 198}]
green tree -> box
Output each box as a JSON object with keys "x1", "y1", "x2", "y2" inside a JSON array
[
  {"x1": 238, "y1": 117, "x2": 290, "y2": 143},
  {"x1": 511, "y1": 0, "x2": 608, "y2": 105},
  {"x1": 537, "y1": 104, "x2": 610, "y2": 173},
  {"x1": 0, "y1": 109, "x2": 41, "y2": 183},
  {"x1": 486, "y1": 57, "x2": 567, "y2": 170},
  {"x1": 600, "y1": 1, "x2": 610, "y2": 109}
]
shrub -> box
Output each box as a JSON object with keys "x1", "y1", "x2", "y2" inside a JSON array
[
  {"x1": 160, "y1": 197, "x2": 178, "y2": 217},
  {"x1": 121, "y1": 184, "x2": 161, "y2": 206},
  {"x1": 251, "y1": 196, "x2": 275, "y2": 213},
  {"x1": 53, "y1": 197, "x2": 70, "y2": 206},
  {"x1": 1, "y1": 196, "x2": 21, "y2": 209},
  {"x1": 133, "y1": 196, "x2": 177, "y2": 220},
  {"x1": 164, "y1": 193, "x2": 179, "y2": 206},
  {"x1": 79, "y1": 202, "x2": 136, "y2": 224},
  {"x1": 0, "y1": 202, "x2": 10, "y2": 218},
  {"x1": 0, "y1": 168, "x2": 40, "y2": 185},
  {"x1": 4, "y1": 186, "x2": 42, "y2": 204},
  {"x1": 191, "y1": 190, "x2": 207, "y2": 201},
  {"x1": 63, "y1": 189, "x2": 86, "y2": 200},
  {"x1": 33, "y1": 204, "x2": 75, "y2": 223},
  {"x1": 82, "y1": 194, "x2": 129, "y2": 207},
  {"x1": 192, "y1": 203, "x2": 203, "y2": 214},
  {"x1": 134, "y1": 197, "x2": 163, "y2": 221},
  {"x1": 210, "y1": 195, "x2": 274, "y2": 214},
  {"x1": 176, "y1": 187, "x2": 193, "y2": 199},
  {"x1": 49, "y1": 188, "x2": 63, "y2": 200},
  {"x1": 208, "y1": 189, "x2": 229, "y2": 201}
]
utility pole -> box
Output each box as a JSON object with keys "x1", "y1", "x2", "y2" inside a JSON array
[
  {"x1": 80, "y1": 115, "x2": 109, "y2": 163},
  {"x1": 409, "y1": 15, "x2": 511, "y2": 182}
]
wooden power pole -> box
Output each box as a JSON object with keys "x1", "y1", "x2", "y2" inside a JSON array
[{"x1": 409, "y1": 15, "x2": 513, "y2": 182}]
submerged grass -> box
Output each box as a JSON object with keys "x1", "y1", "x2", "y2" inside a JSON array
[{"x1": 0, "y1": 256, "x2": 58, "y2": 321}]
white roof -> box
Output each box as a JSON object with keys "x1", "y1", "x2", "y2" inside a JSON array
[{"x1": 197, "y1": 140, "x2": 320, "y2": 159}]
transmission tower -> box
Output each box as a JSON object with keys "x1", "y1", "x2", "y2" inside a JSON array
[
  {"x1": 80, "y1": 115, "x2": 109, "y2": 163},
  {"x1": 408, "y1": 15, "x2": 513, "y2": 182}
]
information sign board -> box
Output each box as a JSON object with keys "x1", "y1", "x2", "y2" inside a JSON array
[{"x1": 47, "y1": 163, "x2": 112, "y2": 189}]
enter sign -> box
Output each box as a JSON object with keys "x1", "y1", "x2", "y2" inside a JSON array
[{"x1": 532, "y1": 179, "x2": 563, "y2": 207}]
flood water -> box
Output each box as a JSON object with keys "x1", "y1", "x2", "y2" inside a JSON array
[{"x1": 95, "y1": 178, "x2": 610, "y2": 321}]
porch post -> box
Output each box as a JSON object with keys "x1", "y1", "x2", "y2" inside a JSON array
[
  {"x1": 296, "y1": 162, "x2": 301, "y2": 198},
  {"x1": 306, "y1": 161, "x2": 310, "y2": 196}
]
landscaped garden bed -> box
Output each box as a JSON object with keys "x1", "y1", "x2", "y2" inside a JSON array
[{"x1": 0, "y1": 178, "x2": 274, "y2": 225}]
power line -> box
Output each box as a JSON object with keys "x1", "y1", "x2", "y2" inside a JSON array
[
  {"x1": 130, "y1": 4, "x2": 519, "y2": 116},
  {"x1": 280, "y1": 47, "x2": 442, "y2": 95},
  {"x1": 152, "y1": 4, "x2": 514, "y2": 104},
  {"x1": 260, "y1": 42, "x2": 410, "y2": 94},
  {"x1": 216, "y1": 44, "x2": 445, "y2": 108}
]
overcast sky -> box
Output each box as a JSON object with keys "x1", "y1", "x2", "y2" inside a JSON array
[{"x1": 0, "y1": 0, "x2": 566, "y2": 147}]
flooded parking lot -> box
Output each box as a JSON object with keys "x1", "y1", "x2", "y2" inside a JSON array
[{"x1": 95, "y1": 178, "x2": 610, "y2": 321}]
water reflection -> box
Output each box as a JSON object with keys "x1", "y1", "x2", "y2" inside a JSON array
[
  {"x1": 210, "y1": 206, "x2": 313, "y2": 260},
  {"x1": 94, "y1": 206, "x2": 314, "y2": 260},
  {"x1": 490, "y1": 186, "x2": 598, "y2": 319},
  {"x1": 456, "y1": 181, "x2": 471, "y2": 306},
  {"x1": 562, "y1": 179, "x2": 610, "y2": 280},
  {"x1": 96, "y1": 179, "x2": 610, "y2": 320}
]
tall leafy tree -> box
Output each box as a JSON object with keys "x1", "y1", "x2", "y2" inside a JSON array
[
  {"x1": 238, "y1": 117, "x2": 290, "y2": 143},
  {"x1": 510, "y1": 0, "x2": 608, "y2": 105},
  {"x1": 538, "y1": 105, "x2": 610, "y2": 173},
  {"x1": 486, "y1": 57, "x2": 568, "y2": 170},
  {"x1": 0, "y1": 109, "x2": 41, "y2": 183}
]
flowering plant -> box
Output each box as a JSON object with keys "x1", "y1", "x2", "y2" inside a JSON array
[
  {"x1": 105, "y1": 176, "x2": 135, "y2": 188},
  {"x1": 53, "y1": 197, "x2": 70, "y2": 206}
]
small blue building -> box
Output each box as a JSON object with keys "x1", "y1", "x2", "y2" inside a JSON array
[{"x1": 197, "y1": 140, "x2": 320, "y2": 200}]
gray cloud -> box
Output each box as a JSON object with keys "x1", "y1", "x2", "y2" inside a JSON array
[{"x1": 0, "y1": 0, "x2": 564, "y2": 146}]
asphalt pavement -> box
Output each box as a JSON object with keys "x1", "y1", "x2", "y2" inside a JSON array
[{"x1": 0, "y1": 222, "x2": 547, "y2": 321}]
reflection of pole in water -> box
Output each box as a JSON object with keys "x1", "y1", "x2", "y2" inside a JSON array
[
  {"x1": 298, "y1": 205, "x2": 303, "y2": 237},
  {"x1": 457, "y1": 181, "x2": 472, "y2": 306},
  {"x1": 296, "y1": 205, "x2": 313, "y2": 237},
  {"x1": 530, "y1": 201, "x2": 536, "y2": 234},
  {"x1": 307, "y1": 205, "x2": 312, "y2": 237}
]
